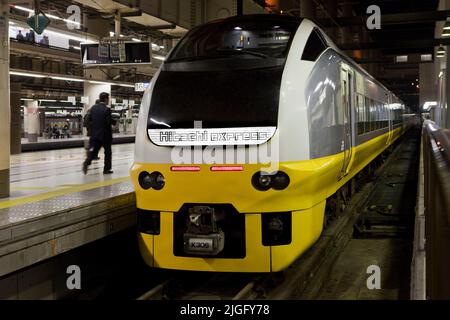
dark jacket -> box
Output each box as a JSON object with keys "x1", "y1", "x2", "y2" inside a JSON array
[{"x1": 88, "y1": 102, "x2": 113, "y2": 143}]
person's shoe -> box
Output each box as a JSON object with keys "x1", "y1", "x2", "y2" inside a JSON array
[
  {"x1": 82, "y1": 162, "x2": 88, "y2": 175},
  {"x1": 103, "y1": 170, "x2": 114, "y2": 175}
]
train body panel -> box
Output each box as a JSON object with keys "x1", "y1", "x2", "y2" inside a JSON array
[{"x1": 131, "y1": 14, "x2": 408, "y2": 272}]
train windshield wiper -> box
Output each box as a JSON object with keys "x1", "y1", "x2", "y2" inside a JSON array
[{"x1": 215, "y1": 48, "x2": 268, "y2": 59}]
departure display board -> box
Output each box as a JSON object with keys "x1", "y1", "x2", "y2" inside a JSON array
[{"x1": 81, "y1": 41, "x2": 152, "y2": 66}]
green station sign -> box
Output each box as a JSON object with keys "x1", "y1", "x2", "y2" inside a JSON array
[{"x1": 26, "y1": 12, "x2": 51, "y2": 35}]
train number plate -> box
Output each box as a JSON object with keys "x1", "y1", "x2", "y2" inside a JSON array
[{"x1": 187, "y1": 238, "x2": 214, "y2": 252}]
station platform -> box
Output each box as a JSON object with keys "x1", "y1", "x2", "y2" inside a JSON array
[
  {"x1": 21, "y1": 133, "x2": 135, "y2": 152},
  {"x1": 0, "y1": 144, "x2": 137, "y2": 278}
]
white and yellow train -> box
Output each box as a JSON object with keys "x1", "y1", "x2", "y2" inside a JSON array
[{"x1": 130, "y1": 14, "x2": 406, "y2": 272}]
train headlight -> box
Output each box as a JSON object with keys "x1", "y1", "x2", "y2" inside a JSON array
[
  {"x1": 272, "y1": 171, "x2": 290, "y2": 190},
  {"x1": 252, "y1": 172, "x2": 272, "y2": 191},
  {"x1": 138, "y1": 171, "x2": 165, "y2": 190},
  {"x1": 251, "y1": 171, "x2": 290, "y2": 191},
  {"x1": 151, "y1": 171, "x2": 165, "y2": 190},
  {"x1": 139, "y1": 171, "x2": 153, "y2": 190}
]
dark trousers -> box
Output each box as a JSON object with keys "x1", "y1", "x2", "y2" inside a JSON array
[{"x1": 85, "y1": 139, "x2": 112, "y2": 171}]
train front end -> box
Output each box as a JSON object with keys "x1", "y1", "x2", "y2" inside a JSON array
[{"x1": 131, "y1": 15, "x2": 325, "y2": 272}]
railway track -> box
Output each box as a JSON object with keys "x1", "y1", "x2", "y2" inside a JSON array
[{"x1": 136, "y1": 133, "x2": 409, "y2": 301}]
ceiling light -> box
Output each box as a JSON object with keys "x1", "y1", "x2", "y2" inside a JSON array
[
  {"x1": 444, "y1": 18, "x2": 450, "y2": 30},
  {"x1": 45, "y1": 29, "x2": 95, "y2": 43},
  {"x1": 89, "y1": 80, "x2": 113, "y2": 85},
  {"x1": 437, "y1": 46, "x2": 446, "y2": 58},
  {"x1": 11, "y1": 5, "x2": 33, "y2": 13},
  {"x1": 10, "y1": 71, "x2": 46, "y2": 78},
  {"x1": 395, "y1": 55, "x2": 408, "y2": 63},
  {"x1": 234, "y1": 26, "x2": 242, "y2": 30},
  {"x1": 132, "y1": 38, "x2": 142, "y2": 42},
  {"x1": 442, "y1": 28, "x2": 450, "y2": 37},
  {"x1": 421, "y1": 54, "x2": 432, "y2": 61},
  {"x1": 153, "y1": 55, "x2": 166, "y2": 61},
  {"x1": 51, "y1": 76, "x2": 84, "y2": 82}
]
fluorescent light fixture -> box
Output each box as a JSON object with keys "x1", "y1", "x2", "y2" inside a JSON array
[
  {"x1": 153, "y1": 55, "x2": 166, "y2": 61},
  {"x1": 45, "y1": 29, "x2": 95, "y2": 44},
  {"x1": 11, "y1": 5, "x2": 33, "y2": 13},
  {"x1": 89, "y1": 80, "x2": 113, "y2": 85},
  {"x1": 132, "y1": 38, "x2": 142, "y2": 42},
  {"x1": 442, "y1": 28, "x2": 450, "y2": 37},
  {"x1": 10, "y1": 71, "x2": 46, "y2": 78},
  {"x1": 421, "y1": 54, "x2": 432, "y2": 61},
  {"x1": 395, "y1": 55, "x2": 408, "y2": 63},
  {"x1": 234, "y1": 26, "x2": 242, "y2": 30},
  {"x1": 109, "y1": 32, "x2": 125, "y2": 37},
  {"x1": 116, "y1": 84, "x2": 135, "y2": 88},
  {"x1": 437, "y1": 46, "x2": 446, "y2": 58},
  {"x1": 444, "y1": 18, "x2": 450, "y2": 30},
  {"x1": 51, "y1": 76, "x2": 84, "y2": 82},
  {"x1": 39, "y1": 99, "x2": 57, "y2": 102}
]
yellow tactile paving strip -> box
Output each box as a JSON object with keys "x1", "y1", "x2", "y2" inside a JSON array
[{"x1": 0, "y1": 176, "x2": 131, "y2": 209}]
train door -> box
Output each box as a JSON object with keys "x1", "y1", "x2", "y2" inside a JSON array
[{"x1": 339, "y1": 65, "x2": 355, "y2": 179}]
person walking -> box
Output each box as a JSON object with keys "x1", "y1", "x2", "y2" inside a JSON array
[{"x1": 83, "y1": 92, "x2": 113, "y2": 174}]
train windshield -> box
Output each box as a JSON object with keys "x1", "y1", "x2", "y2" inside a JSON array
[{"x1": 167, "y1": 17, "x2": 301, "y2": 65}]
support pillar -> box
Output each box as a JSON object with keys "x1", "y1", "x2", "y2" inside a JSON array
[
  {"x1": 10, "y1": 83, "x2": 21, "y2": 154},
  {"x1": 26, "y1": 100, "x2": 40, "y2": 143},
  {"x1": 0, "y1": 0, "x2": 10, "y2": 198}
]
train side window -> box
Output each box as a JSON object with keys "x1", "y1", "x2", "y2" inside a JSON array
[{"x1": 301, "y1": 29, "x2": 328, "y2": 61}]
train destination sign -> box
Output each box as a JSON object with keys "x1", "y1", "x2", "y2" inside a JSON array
[{"x1": 147, "y1": 127, "x2": 277, "y2": 146}]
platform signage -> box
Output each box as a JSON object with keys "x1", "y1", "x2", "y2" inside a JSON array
[
  {"x1": 135, "y1": 82, "x2": 150, "y2": 92},
  {"x1": 81, "y1": 41, "x2": 152, "y2": 66},
  {"x1": 26, "y1": 12, "x2": 51, "y2": 35}
]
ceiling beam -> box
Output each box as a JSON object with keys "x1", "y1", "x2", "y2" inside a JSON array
[{"x1": 318, "y1": 10, "x2": 450, "y2": 27}]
